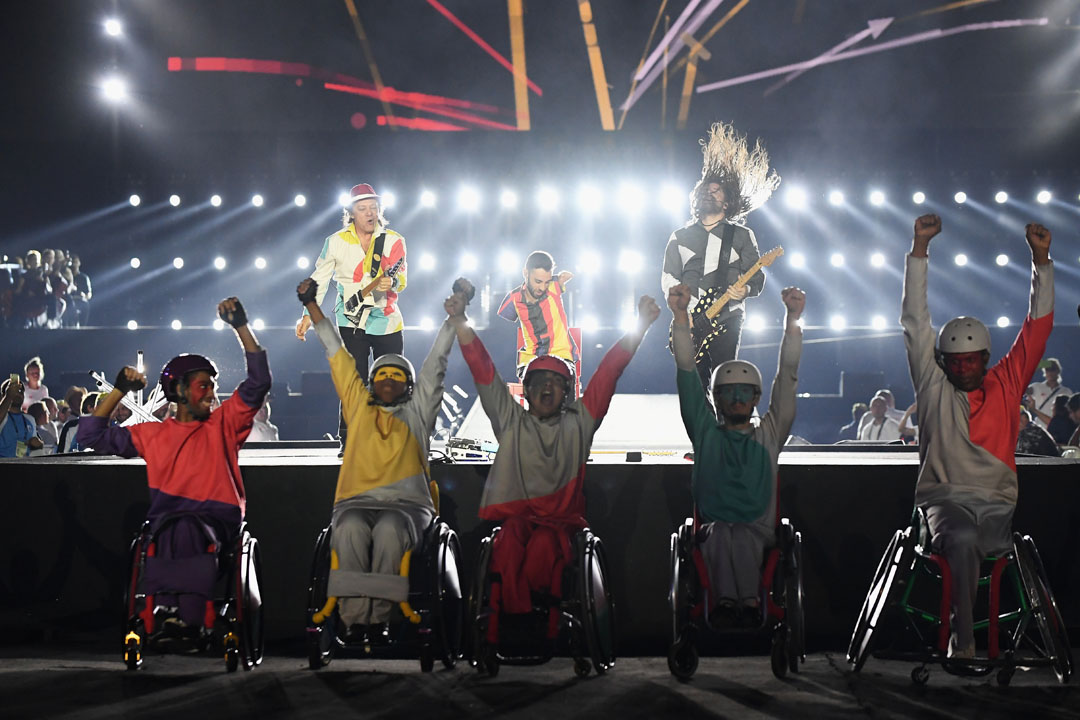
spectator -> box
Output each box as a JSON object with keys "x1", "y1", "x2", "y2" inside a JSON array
[
  {"x1": 44, "y1": 254, "x2": 68, "y2": 328},
  {"x1": 21, "y1": 357, "x2": 49, "y2": 411},
  {"x1": 26, "y1": 401, "x2": 57, "y2": 453},
  {"x1": 1025, "y1": 358, "x2": 1070, "y2": 430},
  {"x1": 899, "y1": 402, "x2": 919, "y2": 443},
  {"x1": 15, "y1": 251, "x2": 49, "y2": 328},
  {"x1": 858, "y1": 395, "x2": 901, "y2": 442},
  {"x1": 57, "y1": 387, "x2": 89, "y2": 453},
  {"x1": 1017, "y1": 408, "x2": 1059, "y2": 457},
  {"x1": 0, "y1": 377, "x2": 43, "y2": 457},
  {"x1": 1046, "y1": 394, "x2": 1077, "y2": 445},
  {"x1": 837, "y1": 402, "x2": 867, "y2": 441},
  {"x1": 857, "y1": 388, "x2": 904, "y2": 435},
  {"x1": 1065, "y1": 394, "x2": 1080, "y2": 446},
  {"x1": 246, "y1": 399, "x2": 279, "y2": 442},
  {"x1": 67, "y1": 254, "x2": 92, "y2": 327}
]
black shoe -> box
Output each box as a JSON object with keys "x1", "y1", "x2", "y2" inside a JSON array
[
  {"x1": 343, "y1": 623, "x2": 368, "y2": 644},
  {"x1": 153, "y1": 618, "x2": 202, "y2": 654},
  {"x1": 737, "y1": 602, "x2": 763, "y2": 629},
  {"x1": 709, "y1": 599, "x2": 738, "y2": 629},
  {"x1": 369, "y1": 622, "x2": 391, "y2": 646}
]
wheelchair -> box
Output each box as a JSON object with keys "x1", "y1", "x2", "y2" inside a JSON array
[
  {"x1": 847, "y1": 508, "x2": 1072, "y2": 686},
  {"x1": 667, "y1": 516, "x2": 805, "y2": 681},
  {"x1": 305, "y1": 515, "x2": 463, "y2": 672},
  {"x1": 122, "y1": 514, "x2": 263, "y2": 673},
  {"x1": 467, "y1": 525, "x2": 616, "y2": 678}
]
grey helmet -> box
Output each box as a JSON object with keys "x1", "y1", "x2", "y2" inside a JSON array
[{"x1": 367, "y1": 353, "x2": 415, "y2": 405}]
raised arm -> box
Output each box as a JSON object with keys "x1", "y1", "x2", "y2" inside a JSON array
[
  {"x1": 297, "y1": 235, "x2": 336, "y2": 341},
  {"x1": 668, "y1": 284, "x2": 710, "y2": 442},
  {"x1": 901, "y1": 214, "x2": 942, "y2": 389},
  {"x1": 298, "y1": 278, "x2": 367, "y2": 416},
  {"x1": 994, "y1": 224, "x2": 1055, "y2": 393},
  {"x1": 218, "y1": 297, "x2": 271, "y2": 419},
  {"x1": 408, "y1": 281, "x2": 470, "y2": 433},
  {"x1": 761, "y1": 287, "x2": 805, "y2": 442}
]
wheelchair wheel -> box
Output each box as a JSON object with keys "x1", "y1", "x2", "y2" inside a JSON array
[
  {"x1": 306, "y1": 525, "x2": 337, "y2": 670},
  {"x1": 121, "y1": 528, "x2": 149, "y2": 670},
  {"x1": 1015, "y1": 534, "x2": 1072, "y2": 684},
  {"x1": 579, "y1": 532, "x2": 616, "y2": 675},
  {"x1": 783, "y1": 529, "x2": 805, "y2": 675},
  {"x1": 467, "y1": 529, "x2": 497, "y2": 673},
  {"x1": 667, "y1": 634, "x2": 698, "y2": 681},
  {"x1": 235, "y1": 530, "x2": 264, "y2": 671},
  {"x1": 431, "y1": 524, "x2": 464, "y2": 670},
  {"x1": 770, "y1": 628, "x2": 789, "y2": 679},
  {"x1": 668, "y1": 520, "x2": 695, "y2": 648},
  {"x1": 848, "y1": 527, "x2": 914, "y2": 671}
]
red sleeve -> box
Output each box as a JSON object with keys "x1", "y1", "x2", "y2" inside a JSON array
[
  {"x1": 993, "y1": 312, "x2": 1053, "y2": 400},
  {"x1": 460, "y1": 335, "x2": 496, "y2": 385},
  {"x1": 581, "y1": 342, "x2": 633, "y2": 422}
]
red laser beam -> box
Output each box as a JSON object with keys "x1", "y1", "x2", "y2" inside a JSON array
[
  {"x1": 325, "y1": 82, "x2": 518, "y2": 131},
  {"x1": 376, "y1": 115, "x2": 467, "y2": 131}
]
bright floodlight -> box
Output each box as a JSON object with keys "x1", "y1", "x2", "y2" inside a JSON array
[
  {"x1": 251, "y1": 194, "x2": 264, "y2": 207},
  {"x1": 660, "y1": 184, "x2": 684, "y2": 214},
  {"x1": 499, "y1": 189, "x2": 518, "y2": 209},
  {"x1": 580, "y1": 315, "x2": 599, "y2": 333},
  {"x1": 297, "y1": 256, "x2": 310, "y2": 270},
  {"x1": 170, "y1": 319, "x2": 182, "y2": 330},
  {"x1": 419, "y1": 190, "x2": 437, "y2": 208},
  {"x1": 254, "y1": 257, "x2": 267, "y2": 270},
  {"x1": 460, "y1": 252, "x2": 478, "y2": 272},
  {"x1": 830, "y1": 315, "x2": 847, "y2": 331},
  {"x1": 213, "y1": 256, "x2": 227, "y2": 270},
  {"x1": 126, "y1": 320, "x2": 138, "y2": 330},
  {"x1": 213, "y1": 318, "x2": 225, "y2": 331},
  {"x1": 128, "y1": 194, "x2": 141, "y2": 207},
  {"x1": 784, "y1": 186, "x2": 808, "y2": 211},
  {"x1": 954, "y1": 253, "x2": 968, "y2": 267},
  {"x1": 828, "y1": 190, "x2": 845, "y2": 207},
  {"x1": 912, "y1": 191, "x2": 926, "y2": 205},
  {"x1": 578, "y1": 249, "x2": 601, "y2": 274},
  {"x1": 252, "y1": 319, "x2": 265, "y2": 331},
  {"x1": 871, "y1": 315, "x2": 887, "y2": 330},
  {"x1": 1037, "y1": 190, "x2": 1052, "y2": 204},
  {"x1": 380, "y1": 191, "x2": 396, "y2": 210},
  {"x1": 104, "y1": 18, "x2": 123, "y2": 36},
  {"x1": 537, "y1": 186, "x2": 559, "y2": 212},
  {"x1": 337, "y1": 191, "x2": 351, "y2": 206},
  {"x1": 418, "y1": 252, "x2": 436, "y2": 271},
  {"x1": 294, "y1": 194, "x2": 306, "y2": 207},
  {"x1": 498, "y1": 250, "x2": 519, "y2": 274},
  {"x1": 870, "y1": 252, "x2": 885, "y2": 268},
  {"x1": 789, "y1": 252, "x2": 806, "y2": 269},
  {"x1": 994, "y1": 191, "x2": 1008, "y2": 204},
  {"x1": 172, "y1": 257, "x2": 184, "y2": 269},
  {"x1": 577, "y1": 184, "x2": 603, "y2": 213},
  {"x1": 618, "y1": 182, "x2": 645, "y2": 214},
  {"x1": 210, "y1": 194, "x2": 222, "y2": 207},
  {"x1": 617, "y1": 250, "x2": 643, "y2": 275},
  {"x1": 997, "y1": 316, "x2": 1010, "y2": 328},
  {"x1": 830, "y1": 253, "x2": 845, "y2": 267},
  {"x1": 458, "y1": 186, "x2": 481, "y2": 213},
  {"x1": 747, "y1": 315, "x2": 766, "y2": 332},
  {"x1": 996, "y1": 254, "x2": 1009, "y2": 267},
  {"x1": 954, "y1": 191, "x2": 967, "y2": 204},
  {"x1": 102, "y1": 76, "x2": 127, "y2": 102},
  {"x1": 418, "y1": 317, "x2": 435, "y2": 331},
  {"x1": 619, "y1": 315, "x2": 637, "y2": 333},
  {"x1": 129, "y1": 257, "x2": 141, "y2": 269},
  {"x1": 169, "y1": 194, "x2": 181, "y2": 207},
  {"x1": 870, "y1": 190, "x2": 885, "y2": 206}
]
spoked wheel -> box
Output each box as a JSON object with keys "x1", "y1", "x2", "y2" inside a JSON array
[
  {"x1": 771, "y1": 628, "x2": 789, "y2": 679},
  {"x1": 848, "y1": 528, "x2": 913, "y2": 671},
  {"x1": 667, "y1": 635, "x2": 698, "y2": 681},
  {"x1": 306, "y1": 526, "x2": 336, "y2": 670},
  {"x1": 911, "y1": 665, "x2": 930, "y2": 685},
  {"x1": 433, "y1": 527, "x2": 464, "y2": 670},
  {"x1": 1015, "y1": 534, "x2": 1073, "y2": 684},
  {"x1": 574, "y1": 656, "x2": 592, "y2": 678},
  {"x1": 467, "y1": 532, "x2": 496, "y2": 674},
  {"x1": 238, "y1": 534, "x2": 264, "y2": 671},
  {"x1": 784, "y1": 531, "x2": 806, "y2": 674},
  {"x1": 580, "y1": 534, "x2": 616, "y2": 676},
  {"x1": 668, "y1": 522, "x2": 695, "y2": 649}
]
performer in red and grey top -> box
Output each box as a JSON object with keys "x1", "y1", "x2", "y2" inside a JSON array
[
  {"x1": 296, "y1": 183, "x2": 406, "y2": 450},
  {"x1": 902, "y1": 214, "x2": 1054, "y2": 658},
  {"x1": 497, "y1": 250, "x2": 578, "y2": 379},
  {"x1": 450, "y1": 291, "x2": 660, "y2": 641}
]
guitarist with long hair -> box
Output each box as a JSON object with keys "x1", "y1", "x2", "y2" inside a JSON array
[
  {"x1": 661, "y1": 122, "x2": 781, "y2": 389},
  {"x1": 296, "y1": 183, "x2": 407, "y2": 452}
]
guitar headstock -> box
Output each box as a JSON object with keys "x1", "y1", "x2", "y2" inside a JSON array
[{"x1": 760, "y1": 246, "x2": 784, "y2": 267}]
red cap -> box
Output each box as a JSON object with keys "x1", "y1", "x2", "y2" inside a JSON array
[{"x1": 348, "y1": 183, "x2": 379, "y2": 205}]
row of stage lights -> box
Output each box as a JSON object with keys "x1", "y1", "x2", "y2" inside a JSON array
[{"x1": 124, "y1": 187, "x2": 1076, "y2": 213}]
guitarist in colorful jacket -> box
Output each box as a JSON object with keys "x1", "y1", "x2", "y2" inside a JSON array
[
  {"x1": 295, "y1": 183, "x2": 407, "y2": 451},
  {"x1": 661, "y1": 122, "x2": 780, "y2": 390}
]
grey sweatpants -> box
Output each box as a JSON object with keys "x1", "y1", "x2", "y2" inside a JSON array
[
  {"x1": 333, "y1": 508, "x2": 414, "y2": 625},
  {"x1": 924, "y1": 500, "x2": 1014, "y2": 653},
  {"x1": 699, "y1": 521, "x2": 773, "y2": 604}
]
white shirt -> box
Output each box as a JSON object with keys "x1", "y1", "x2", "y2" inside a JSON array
[
  {"x1": 858, "y1": 416, "x2": 902, "y2": 442},
  {"x1": 1027, "y1": 380, "x2": 1071, "y2": 429}
]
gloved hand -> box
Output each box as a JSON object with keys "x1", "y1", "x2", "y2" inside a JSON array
[
  {"x1": 297, "y1": 278, "x2": 318, "y2": 305},
  {"x1": 114, "y1": 367, "x2": 147, "y2": 393},
  {"x1": 218, "y1": 297, "x2": 248, "y2": 328}
]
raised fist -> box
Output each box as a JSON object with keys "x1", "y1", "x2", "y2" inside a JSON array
[
  {"x1": 913, "y1": 214, "x2": 942, "y2": 244},
  {"x1": 781, "y1": 286, "x2": 806, "y2": 320},
  {"x1": 217, "y1": 297, "x2": 248, "y2": 328},
  {"x1": 452, "y1": 277, "x2": 476, "y2": 303},
  {"x1": 667, "y1": 284, "x2": 692, "y2": 313},
  {"x1": 297, "y1": 278, "x2": 318, "y2": 305},
  {"x1": 114, "y1": 367, "x2": 147, "y2": 394},
  {"x1": 1025, "y1": 223, "x2": 1051, "y2": 256},
  {"x1": 637, "y1": 295, "x2": 661, "y2": 327}
]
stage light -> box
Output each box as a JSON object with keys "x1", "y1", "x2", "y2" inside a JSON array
[
  {"x1": 254, "y1": 257, "x2": 267, "y2": 270},
  {"x1": 828, "y1": 190, "x2": 845, "y2": 207},
  {"x1": 210, "y1": 194, "x2": 222, "y2": 207},
  {"x1": 579, "y1": 315, "x2": 599, "y2": 333},
  {"x1": 126, "y1": 320, "x2": 138, "y2": 330},
  {"x1": 297, "y1": 256, "x2": 310, "y2": 270},
  {"x1": 994, "y1": 191, "x2": 1008, "y2": 204},
  {"x1": 419, "y1": 189, "x2": 437, "y2": 208},
  {"x1": 338, "y1": 191, "x2": 351, "y2": 206},
  {"x1": 871, "y1": 315, "x2": 887, "y2": 330},
  {"x1": 618, "y1": 182, "x2": 645, "y2": 214},
  {"x1": 954, "y1": 253, "x2": 968, "y2": 267},
  {"x1": 784, "y1": 186, "x2": 808, "y2": 211},
  {"x1": 617, "y1": 249, "x2": 643, "y2": 274},
  {"x1": 660, "y1": 184, "x2": 684, "y2": 214},
  {"x1": 912, "y1": 191, "x2": 926, "y2": 204},
  {"x1": 213, "y1": 318, "x2": 225, "y2": 331},
  {"x1": 870, "y1": 252, "x2": 885, "y2": 268},
  {"x1": 996, "y1": 254, "x2": 1009, "y2": 267},
  {"x1": 498, "y1": 250, "x2": 519, "y2": 274},
  {"x1": 251, "y1": 194, "x2": 264, "y2": 207},
  {"x1": 537, "y1": 186, "x2": 559, "y2": 212},
  {"x1": 252, "y1": 319, "x2": 265, "y2": 331},
  {"x1": 418, "y1": 317, "x2": 435, "y2": 331},
  {"x1": 1037, "y1": 190, "x2": 1052, "y2": 204},
  {"x1": 104, "y1": 18, "x2": 123, "y2": 37},
  {"x1": 997, "y1": 316, "x2": 1010, "y2": 328},
  {"x1": 619, "y1": 315, "x2": 637, "y2": 333},
  {"x1": 830, "y1": 253, "x2": 845, "y2": 267},
  {"x1": 830, "y1": 315, "x2": 847, "y2": 331},
  {"x1": 381, "y1": 191, "x2": 396, "y2": 210},
  {"x1": 172, "y1": 257, "x2": 184, "y2": 269},
  {"x1": 418, "y1": 252, "x2": 436, "y2": 271},
  {"x1": 578, "y1": 249, "x2": 601, "y2": 274},
  {"x1": 789, "y1": 252, "x2": 806, "y2": 269},
  {"x1": 870, "y1": 190, "x2": 885, "y2": 206},
  {"x1": 294, "y1": 194, "x2": 306, "y2": 207},
  {"x1": 213, "y1": 256, "x2": 227, "y2": 270},
  {"x1": 171, "y1": 319, "x2": 182, "y2": 330},
  {"x1": 129, "y1": 257, "x2": 141, "y2": 269},
  {"x1": 460, "y1": 252, "x2": 478, "y2": 272},
  {"x1": 458, "y1": 186, "x2": 481, "y2": 213},
  {"x1": 499, "y1": 189, "x2": 518, "y2": 209},
  {"x1": 747, "y1": 315, "x2": 766, "y2": 332},
  {"x1": 577, "y1": 184, "x2": 603, "y2": 213},
  {"x1": 169, "y1": 194, "x2": 181, "y2": 207},
  {"x1": 954, "y1": 191, "x2": 967, "y2": 204},
  {"x1": 102, "y1": 76, "x2": 127, "y2": 102},
  {"x1": 128, "y1": 194, "x2": 141, "y2": 207}
]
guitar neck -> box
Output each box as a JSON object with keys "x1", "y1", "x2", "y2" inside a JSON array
[{"x1": 704, "y1": 258, "x2": 766, "y2": 320}]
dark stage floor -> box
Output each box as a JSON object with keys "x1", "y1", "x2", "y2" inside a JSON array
[{"x1": 2, "y1": 647, "x2": 1078, "y2": 720}]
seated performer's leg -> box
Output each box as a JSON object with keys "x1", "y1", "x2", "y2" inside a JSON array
[
  {"x1": 490, "y1": 515, "x2": 535, "y2": 615},
  {"x1": 730, "y1": 524, "x2": 769, "y2": 624},
  {"x1": 699, "y1": 522, "x2": 737, "y2": 607},
  {"x1": 368, "y1": 510, "x2": 414, "y2": 624},
  {"x1": 153, "y1": 516, "x2": 222, "y2": 628},
  {"x1": 333, "y1": 508, "x2": 376, "y2": 626},
  {"x1": 926, "y1": 502, "x2": 983, "y2": 656},
  {"x1": 523, "y1": 525, "x2": 574, "y2": 639}
]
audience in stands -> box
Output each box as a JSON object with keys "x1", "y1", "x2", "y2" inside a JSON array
[
  {"x1": 1025, "y1": 357, "x2": 1069, "y2": 431},
  {"x1": 21, "y1": 356, "x2": 49, "y2": 411},
  {"x1": 1065, "y1": 394, "x2": 1080, "y2": 447},
  {"x1": 1046, "y1": 394, "x2": 1076, "y2": 445},
  {"x1": 26, "y1": 401, "x2": 58, "y2": 453},
  {"x1": 1017, "y1": 407, "x2": 1060, "y2": 457},
  {"x1": 898, "y1": 402, "x2": 919, "y2": 443},
  {"x1": 246, "y1": 399, "x2": 280, "y2": 442},
  {"x1": 858, "y1": 395, "x2": 902, "y2": 442},
  {"x1": 66, "y1": 254, "x2": 92, "y2": 327},
  {"x1": 837, "y1": 402, "x2": 867, "y2": 442},
  {"x1": 0, "y1": 377, "x2": 43, "y2": 457}
]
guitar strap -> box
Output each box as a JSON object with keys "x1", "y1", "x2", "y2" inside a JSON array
[
  {"x1": 369, "y1": 232, "x2": 387, "y2": 277},
  {"x1": 712, "y1": 222, "x2": 736, "y2": 318}
]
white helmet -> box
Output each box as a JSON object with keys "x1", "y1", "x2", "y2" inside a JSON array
[
  {"x1": 937, "y1": 316, "x2": 990, "y2": 354},
  {"x1": 710, "y1": 360, "x2": 763, "y2": 391}
]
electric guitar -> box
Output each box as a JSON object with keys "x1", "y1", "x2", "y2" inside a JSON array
[
  {"x1": 342, "y1": 256, "x2": 405, "y2": 327},
  {"x1": 668, "y1": 246, "x2": 784, "y2": 361}
]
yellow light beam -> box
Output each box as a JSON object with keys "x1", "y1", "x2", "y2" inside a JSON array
[
  {"x1": 618, "y1": 0, "x2": 667, "y2": 130},
  {"x1": 909, "y1": 0, "x2": 993, "y2": 20},
  {"x1": 676, "y1": 33, "x2": 711, "y2": 129},
  {"x1": 508, "y1": 0, "x2": 530, "y2": 130},
  {"x1": 343, "y1": 0, "x2": 395, "y2": 130},
  {"x1": 578, "y1": 1, "x2": 615, "y2": 130},
  {"x1": 672, "y1": 0, "x2": 750, "y2": 74}
]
